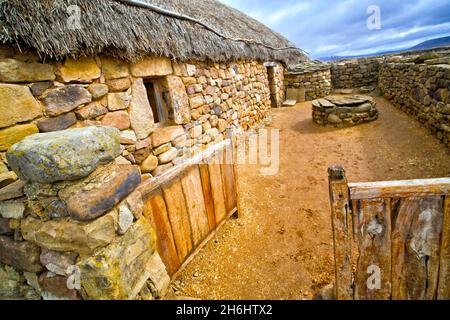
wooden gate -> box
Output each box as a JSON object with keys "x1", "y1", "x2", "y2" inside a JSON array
[
  {"x1": 138, "y1": 139, "x2": 238, "y2": 276},
  {"x1": 328, "y1": 165, "x2": 450, "y2": 300}
]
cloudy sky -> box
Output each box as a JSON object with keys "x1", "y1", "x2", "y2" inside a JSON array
[{"x1": 218, "y1": 0, "x2": 450, "y2": 58}]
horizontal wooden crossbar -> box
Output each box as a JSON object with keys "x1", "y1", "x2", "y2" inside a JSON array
[
  {"x1": 349, "y1": 178, "x2": 450, "y2": 200},
  {"x1": 137, "y1": 139, "x2": 232, "y2": 196}
]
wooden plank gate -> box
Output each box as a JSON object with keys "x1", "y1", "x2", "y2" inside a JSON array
[
  {"x1": 328, "y1": 165, "x2": 450, "y2": 300},
  {"x1": 138, "y1": 139, "x2": 239, "y2": 277}
]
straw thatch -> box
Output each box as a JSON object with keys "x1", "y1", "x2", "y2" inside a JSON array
[{"x1": 0, "y1": 0, "x2": 308, "y2": 65}]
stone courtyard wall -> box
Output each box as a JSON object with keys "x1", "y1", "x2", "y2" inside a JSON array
[
  {"x1": 0, "y1": 44, "x2": 281, "y2": 299},
  {"x1": 379, "y1": 61, "x2": 450, "y2": 148},
  {"x1": 331, "y1": 57, "x2": 383, "y2": 89},
  {"x1": 284, "y1": 65, "x2": 332, "y2": 101}
]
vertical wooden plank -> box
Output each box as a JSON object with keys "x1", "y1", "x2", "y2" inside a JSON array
[
  {"x1": 352, "y1": 198, "x2": 391, "y2": 300},
  {"x1": 438, "y1": 196, "x2": 450, "y2": 299},
  {"x1": 391, "y1": 196, "x2": 444, "y2": 300},
  {"x1": 227, "y1": 129, "x2": 242, "y2": 218},
  {"x1": 162, "y1": 178, "x2": 193, "y2": 262},
  {"x1": 180, "y1": 166, "x2": 210, "y2": 246},
  {"x1": 208, "y1": 162, "x2": 227, "y2": 224},
  {"x1": 199, "y1": 163, "x2": 216, "y2": 230},
  {"x1": 221, "y1": 146, "x2": 237, "y2": 215},
  {"x1": 143, "y1": 189, "x2": 180, "y2": 275},
  {"x1": 328, "y1": 166, "x2": 353, "y2": 300}
]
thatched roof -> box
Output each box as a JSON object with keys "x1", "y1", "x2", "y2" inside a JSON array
[{"x1": 0, "y1": 0, "x2": 308, "y2": 65}]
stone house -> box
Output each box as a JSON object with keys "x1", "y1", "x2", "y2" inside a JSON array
[{"x1": 0, "y1": 0, "x2": 307, "y2": 299}]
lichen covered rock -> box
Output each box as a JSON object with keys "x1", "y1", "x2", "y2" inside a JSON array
[
  {"x1": 6, "y1": 126, "x2": 121, "y2": 183},
  {"x1": 77, "y1": 217, "x2": 157, "y2": 300}
]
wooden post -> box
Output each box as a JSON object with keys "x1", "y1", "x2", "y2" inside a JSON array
[
  {"x1": 438, "y1": 196, "x2": 450, "y2": 299},
  {"x1": 227, "y1": 128, "x2": 242, "y2": 218},
  {"x1": 328, "y1": 165, "x2": 353, "y2": 300}
]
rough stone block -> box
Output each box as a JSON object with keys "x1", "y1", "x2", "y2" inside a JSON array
[
  {"x1": 0, "y1": 123, "x2": 39, "y2": 152},
  {"x1": 129, "y1": 78, "x2": 155, "y2": 139},
  {"x1": 65, "y1": 164, "x2": 141, "y2": 221},
  {"x1": 0, "y1": 58, "x2": 55, "y2": 83},
  {"x1": 77, "y1": 218, "x2": 157, "y2": 300},
  {"x1": 43, "y1": 85, "x2": 92, "y2": 116},
  {"x1": 0, "y1": 236, "x2": 43, "y2": 273},
  {"x1": 58, "y1": 57, "x2": 101, "y2": 83},
  {"x1": 21, "y1": 210, "x2": 117, "y2": 255},
  {"x1": 130, "y1": 57, "x2": 173, "y2": 77},
  {"x1": 37, "y1": 112, "x2": 77, "y2": 132},
  {"x1": 0, "y1": 84, "x2": 42, "y2": 129}
]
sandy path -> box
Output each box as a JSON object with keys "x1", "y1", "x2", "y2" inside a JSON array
[{"x1": 170, "y1": 96, "x2": 450, "y2": 300}]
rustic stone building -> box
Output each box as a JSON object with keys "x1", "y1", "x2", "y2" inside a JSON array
[{"x1": 0, "y1": 0, "x2": 307, "y2": 299}]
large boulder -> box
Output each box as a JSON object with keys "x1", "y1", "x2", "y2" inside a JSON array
[
  {"x1": 6, "y1": 126, "x2": 121, "y2": 184},
  {"x1": 0, "y1": 84, "x2": 43, "y2": 128},
  {"x1": 77, "y1": 217, "x2": 157, "y2": 300}
]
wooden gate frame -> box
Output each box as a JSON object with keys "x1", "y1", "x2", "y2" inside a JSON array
[
  {"x1": 138, "y1": 137, "x2": 240, "y2": 278},
  {"x1": 328, "y1": 165, "x2": 450, "y2": 300}
]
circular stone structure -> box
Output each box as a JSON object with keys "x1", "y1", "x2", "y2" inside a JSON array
[{"x1": 312, "y1": 95, "x2": 379, "y2": 127}]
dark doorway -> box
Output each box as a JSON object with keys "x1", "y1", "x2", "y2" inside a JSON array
[{"x1": 266, "y1": 66, "x2": 278, "y2": 108}]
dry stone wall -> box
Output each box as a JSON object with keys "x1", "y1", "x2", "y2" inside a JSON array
[
  {"x1": 1, "y1": 126, "x2": 170, "y2": 300},
  {"x1": 0, "y1": 45, "x2": 275, "y2": 180},
  {"x1": 0, "y1": 44, "x2": 280, "y2": 299},
  {"x1": 331, "y1": 57, "x2": 383, "y2": 89},
  {"x1": 379, "y1": 59, "x2": 450, "y2": 148},
  {"x1": 284, "y1": 65, "x2": 332, "y2": 101}
]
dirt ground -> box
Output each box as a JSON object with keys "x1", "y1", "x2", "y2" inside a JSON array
[{"x1": 170, "y1": 96, "x2": 450, "y2": 300}]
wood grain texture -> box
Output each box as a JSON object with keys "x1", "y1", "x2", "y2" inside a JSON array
[
  {"x1": 328, "y1": 166, "x2": 353, "y2": 300},
  {"x1": 352, "y1": 198, "x2": 391, "y2": 300},
  {"x1": 438, "y1": 196, "x2": 450, "y2": 299},
  {"x1": 208, "y1": 163, "x2": 227, "y2": 224},
  {"x1": 349, "y1": 178, "x2": 450, "y2": 200},
  {"x1": 391, "y1": 196, "x2": 444, "y2": 300},
  {"x1": 199, "y1": 163, "x2": 216, "y2": 230},
  {"x1": 221, "y1": 150, "x2": 237, "y2": 215},
  {"x1": 143, "y1": 188, "x2": 180, "y2": 275},
  {"x1": 181, "y1": 166, "x2": 210, "y2": 247},
  {"x1": 162, "y1": 178, "x2": 193, "y2": 262}
]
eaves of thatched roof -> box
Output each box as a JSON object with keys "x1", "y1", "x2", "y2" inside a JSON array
[{"x1": 0, "y1": 0, "x2": 309, "y2": 66}]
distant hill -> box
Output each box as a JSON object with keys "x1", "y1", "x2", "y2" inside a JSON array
[
  {"x1": 409, "y1": 36, "x2": 450, "y2": 50},
  {"x1": 318, "y1": 36, "x2": 450, "y2": 62}
]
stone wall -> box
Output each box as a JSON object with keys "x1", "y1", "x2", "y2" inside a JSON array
[
  {"x1": 331, "y1": 57, "x2": 383, "y2": 89},
  {"x1": 0, "y1": 45, "x2": 280, "y2": 299},
  {"x1": 284, "y1": 66, "x2": 332, "y2": 101},
  {"x1": 312, "y1": 95, "x2": 379, "y2": 127},
  {"x1": 0, "y1": 127, "x2": 170, "y2": 300},
  {"x1": 379, "y1": 60, "x2": 450, "y2": 148},
  {"x1": 0, "y1": 45, "x2": 276, "y2": 179}
]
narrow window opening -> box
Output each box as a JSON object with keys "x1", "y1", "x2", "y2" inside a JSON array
[{"x1": 145, "y1": 79, "x2": 169, "y2": 125}]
